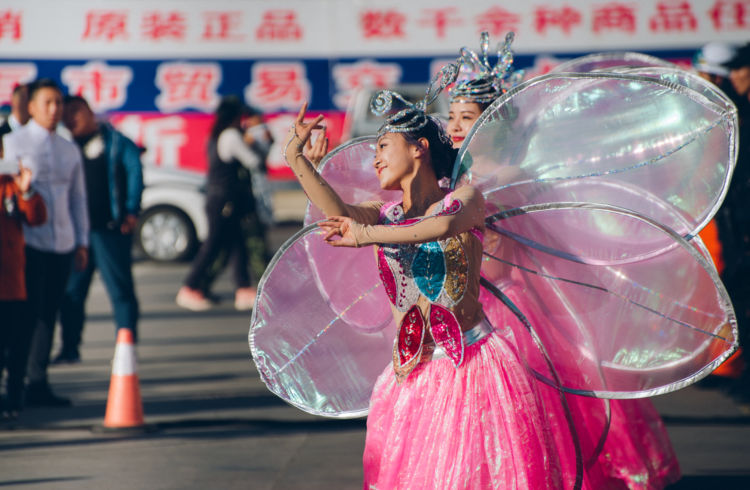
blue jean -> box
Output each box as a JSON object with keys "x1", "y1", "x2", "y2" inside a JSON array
[{"x1": 59, "y1": 229, "x2": 139, "y2": 352}]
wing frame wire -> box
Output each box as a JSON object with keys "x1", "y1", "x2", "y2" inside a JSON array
[
  {"x1": 481, "y1": 201, "x2": 738, "y2": 399},
  {"x1": 452, "y1": 71, "x2": 738, "y2": 240}
]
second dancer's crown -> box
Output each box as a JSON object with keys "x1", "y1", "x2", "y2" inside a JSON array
[{"x1": 450, "y1": 31, "x2": 524, "y2": 104}]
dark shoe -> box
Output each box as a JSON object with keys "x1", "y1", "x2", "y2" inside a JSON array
[
  {"x1": 25, "y1": 384, "x2": 72, "y2": 407},
  {"x1": 51, "y1": 350, "x2": 81, "y2": 365}
]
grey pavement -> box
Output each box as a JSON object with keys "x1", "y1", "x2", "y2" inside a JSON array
[{"x1": 1, "y1": 224, "x2": 749, "y2": 489}]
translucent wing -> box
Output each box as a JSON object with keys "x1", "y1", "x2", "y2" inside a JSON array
[
  {"x1": 453, "y1": 70, "x2": 738, "y2": 241},
  {"x1": 551, "y1": 51, "x2": 677, "y2": 73},
  {"x1": 468, "y1": 66, "x2": 738, "y2": 397},
  {"x1": 249, "y1": 225, "x2": 395, "y2": 418},
  {"x1": 481, "y1": 202, "x2": 737, "y2": 396}
]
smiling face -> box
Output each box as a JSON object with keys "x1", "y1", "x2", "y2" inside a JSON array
[
  {"x1": 373, "y1": 133, "x2": 420, "y2": 191},
  {"x1": 447, "y1": 100, "x2": 484, "y2": 149}
]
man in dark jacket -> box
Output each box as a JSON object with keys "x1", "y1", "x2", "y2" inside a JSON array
[{"x1": 54, "y1": 95, "x2": 143, "y2": 363}]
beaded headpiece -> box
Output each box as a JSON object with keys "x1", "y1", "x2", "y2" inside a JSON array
[
  {"x1": 370, "y1": 62, "x2": 459, "y2": 140},
  {"x1": 450, "y1": 31, "x2": 524, "y2": 104}
]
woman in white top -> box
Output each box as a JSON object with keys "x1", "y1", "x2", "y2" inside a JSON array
[{"x1": 177, "y1": 96, "x2": 271, "y2": 311}]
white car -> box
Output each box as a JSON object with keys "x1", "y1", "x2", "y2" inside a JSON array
[
  {"x1": 136, "y1": 166, "x2": 307, "y2": 262},
  {"x1": 137, "y1": 166, "x2": 209, "y2": 262}
]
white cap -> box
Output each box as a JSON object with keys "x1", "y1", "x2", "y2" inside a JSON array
[{"x1": 694, "y1": 42, "x2": 737, "y2": 77}]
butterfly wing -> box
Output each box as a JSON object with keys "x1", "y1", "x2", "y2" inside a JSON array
[
  {"x1": 481, "y1": 201, "x2": 737, "y2": 397},
  {"x1": 468, "y1": 67, "x2": 738, "y2": 397},
  {"x1": 249, "y1": 225, "x2": 396, "y2": 418},
  {"x1": 454, "y1": 69, "x2": 737, "y2": 242}
]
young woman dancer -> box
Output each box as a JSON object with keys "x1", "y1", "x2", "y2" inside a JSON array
[{"x1": 282, "y1": 63, "x2": 567, "y2": 486}]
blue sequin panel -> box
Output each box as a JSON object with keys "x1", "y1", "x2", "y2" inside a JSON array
[{"x1": 412, "y1": 241, "x2": 446, "y2": 302}]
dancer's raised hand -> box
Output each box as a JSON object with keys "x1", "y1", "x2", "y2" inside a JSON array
[{"x1": 284, "y1": 102, "x2": 324, "y2": 164}]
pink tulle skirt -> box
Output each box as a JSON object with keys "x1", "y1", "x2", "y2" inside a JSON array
[
  {"x1": 363, "y1": 330, "x2": 564, "y2": 490},
  {"x1": 494, "y1": 281, "x2": 682, "y2": 490},
  {"x1": 363, "y1": 290, "x2": 681, "y2": 490},
  {"x1": 537, "y1": 381, "x2": 681, "y2": 489}
]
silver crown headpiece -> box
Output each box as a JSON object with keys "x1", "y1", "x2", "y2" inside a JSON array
[
  {"x1": 450, "y1": 31, "x2": 524, "y2": 104},
  {"x1": 370, "y1": 62, "x2": 459, "y2": 141}
]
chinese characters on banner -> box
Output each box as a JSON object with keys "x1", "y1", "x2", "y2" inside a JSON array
[
  {"x1": 245, "y1": 63, "x2": 311, "y2": 111},
  {"x1": 155, "y1": 62, "x2": 221, "y2": 113},
  {"x1": 61, "y1": 61, "x2": 133, "y2": 112},
  {"x1": 0, "y1": 63, "x2": 35, "y2": 105},
  {"x1": 2, "y1": 0, "x2": 750, "y2": 176},
  {"x1": 1, "y1": 2, "x2": 750, "y2": 56}
]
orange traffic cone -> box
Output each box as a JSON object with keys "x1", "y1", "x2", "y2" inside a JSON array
[{"x1": 103, "y1": 328, "x2": 145, "y2": 429}]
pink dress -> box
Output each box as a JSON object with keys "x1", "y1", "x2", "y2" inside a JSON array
[{"x1": 362, "y1": 197, "x2": 680, "y2": 490}]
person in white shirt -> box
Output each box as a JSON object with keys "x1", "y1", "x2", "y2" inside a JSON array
[{"x1": 2, "y1": 78, "x2": 89, "y2": 407}]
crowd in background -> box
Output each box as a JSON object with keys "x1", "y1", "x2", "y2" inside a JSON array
[
  {"x1": 2, "y1": 41, "x2": 750, "y2": 420},
  {"x1": 0, "y1": 79, "x2": 271, "y2": 420}
]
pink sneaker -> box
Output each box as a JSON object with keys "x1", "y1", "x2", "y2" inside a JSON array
[
  {"x1": 176, "y1": 287, "x2": 212, "y2": 311},
  {"x1": 234, "y1": 287, "x2": 257, "y2": 311}
]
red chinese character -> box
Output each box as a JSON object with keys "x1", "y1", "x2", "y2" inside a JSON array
[
  {"x1": 0, "y1": 10, "x2": 22, "y2": 41},
  {"x1": 256, "y1": 10, "x2": 302, "y2": 40},
  {"x1": 155, "y1": 62, "x2": 221, "y2": 112},
  {"x1": 418, "y1": 8, "x2": 463, "y2": 38},
  {"x1": 709, "y1": 0, "x2": 750, "y2": 30},
  {"x1": 82, "y1": 10, "x2": 129, "y2": 41},
  {"x1": 0, "y1": 63, "x2": 36, "y2": 104},
  {"x1": 141, "y1": 11, "x2": 186, "y2": 40},
  {"x1": 649, "y1": 1, "x2": 697, "y2": 32},
  {"x1": 534, "y1": 7, "x2": 583, "y2": 35},
  {"x1": 202, "y1": 11, "x2": 244, "y2": 40},
  {"x1": 360, "y1": 10, "x2": 407, "y2": 39},
  {"x1": 332, "y1": 60, "x2": 402, "y2": 109},
  {"x1": 476, "y1": 7, "x2": 521, "y2": 36},
  {"x1": 245, "y1": 63, "x2": 311, "y2": 111},
  {"x1": 593, "y1": 3, "x2": 637, "y2": 33},
  {"x1": 116, "y1": 115, "x2": 188, "y2": 169},
  {"x1": 61, "y1": 61, "x2": 132, "y2": 112}
]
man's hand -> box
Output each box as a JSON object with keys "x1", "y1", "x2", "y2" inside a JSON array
[
  {"x1": 120, "y1": 214, "x2": 138, "y2": 234},
  {"x1": 13, "y1": 160, "x2": 32, "y2": 194},
  {"x1": 74, "y1": 246, "x2": 88, "y2": 271}
]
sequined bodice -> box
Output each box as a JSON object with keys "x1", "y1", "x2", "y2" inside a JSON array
[
  {"x1": 377, "y1": 199, "x2": 472, "y2": 312},
  {"x1": 376, "y1": 195, "x2": 485, "y2": 380}
]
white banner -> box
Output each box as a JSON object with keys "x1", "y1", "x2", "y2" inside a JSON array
[{"x1": 0, "y1": 0, "x2": 749, "y2": 58}]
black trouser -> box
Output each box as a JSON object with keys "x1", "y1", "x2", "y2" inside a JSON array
[
  {"x1": 185, "y1": 194, "x2": 256, "y2": 292},
  {"x1": 0, "y1": 300, "x2": 31, "y2": 410},
  {"x1": 60, "y1": 229, "x2": 139, "y2": 353},
  {"x1": 24, "y1": 246, "x2": 73, "y2": 387}
]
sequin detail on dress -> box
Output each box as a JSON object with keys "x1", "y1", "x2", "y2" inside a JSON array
[
  {"x1": 378, "y1": 193, "x2": 477, "y2": 379},
  {"x1": 442, "y1": 237, "x2": 468, "y2": 303},
  {"x1": 377, "y1": 247, "x2": 397, "y2": 304},
  {"x1": 393, "y1": 305, "x2": 426, "y2": 382},
  {"x1": 429, "y1": 304, "x2": 464, "y2": 367},
  {"x1": 413, "y1": 242, "x2": 446, "y2": 301}
]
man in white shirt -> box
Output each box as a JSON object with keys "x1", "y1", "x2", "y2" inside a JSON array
[{"x1": 2, "y1": 79, "x2": 89, "y2": 407}]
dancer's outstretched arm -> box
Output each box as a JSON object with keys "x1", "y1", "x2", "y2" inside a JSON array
[
  {"x1": 284, "y1": 103, "x2": 382, "y2": 225},
  {"x1": 319, "y1": 185, "x2": 485, "y2": 247}
]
